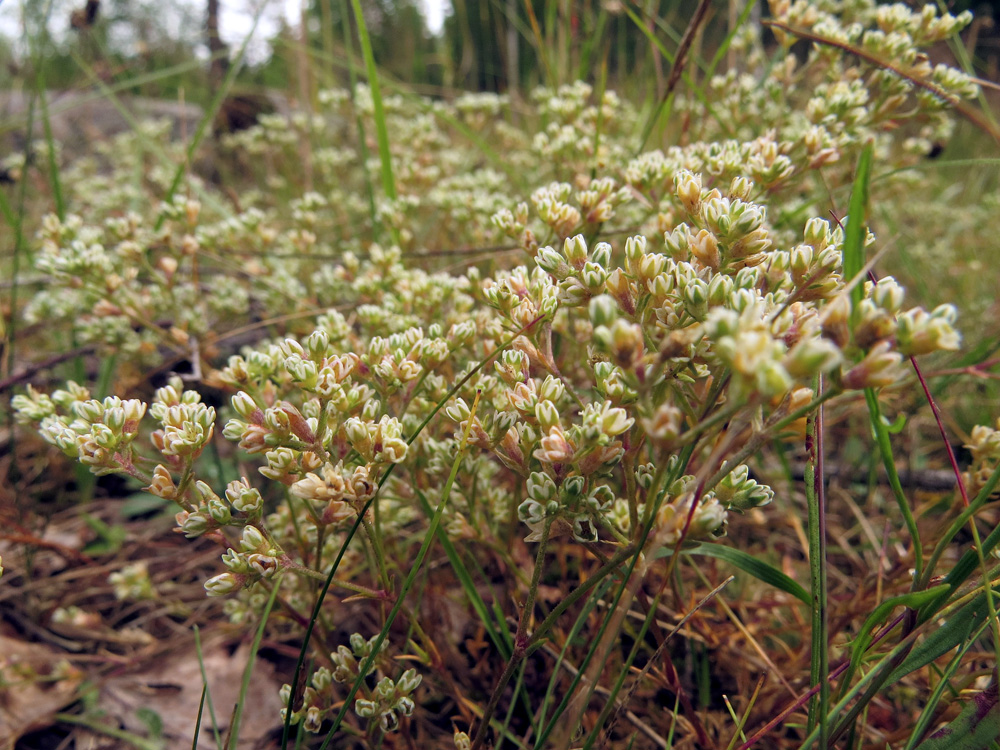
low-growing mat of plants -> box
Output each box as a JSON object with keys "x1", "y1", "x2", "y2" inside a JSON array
[{"x1": 3, "y1": 1, "x2": 1000, "y2": 748}]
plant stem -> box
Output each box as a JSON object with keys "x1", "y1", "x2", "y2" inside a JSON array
[{"x1": 470, "y1": 515, "x2": 554, "y2": 750}]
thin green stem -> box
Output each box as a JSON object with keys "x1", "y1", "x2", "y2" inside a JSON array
[
  {"x1": 805, "y1": 375, "x2": 829, "y2": 747},
  {"x1": 469, "y1": 515, "x2": 555, "y2": 750}
]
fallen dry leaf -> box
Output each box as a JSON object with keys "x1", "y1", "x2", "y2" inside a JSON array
[
  {"x1": 100, "y1": 637, "x2": 283, "y2": 749},
  {"x1": 0, "y1": 635, "x2": 83, "y2": 750}
]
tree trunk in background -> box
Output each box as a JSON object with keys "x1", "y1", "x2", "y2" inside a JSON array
[
  {"x1": 505, "y1": 0, "x2": 518, "y2": 103},
  {"x1": 207, "y1": 0, "x2": 229, "y2": 91}
]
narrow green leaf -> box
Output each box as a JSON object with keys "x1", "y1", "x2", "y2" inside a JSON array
[
  {"x1": 192, "y1": 684, "x2": 207, "y2": 750},
  {"x1": 349, "y1": 0, "x2": 397, "y2": 204},
  {"x1": 918, "y1": 463, "x2": 1000, "y2": 601},
  {"x1": 887, "y1": 587, "x2": 999, "y2": 686},
  {"x1": 865, "y1": 387, "x2": 922, "y2": 575},
  {"x1": 904, "y1": 617, "x2": 995, "y2": 750},
  {"x1": 843, "y1": 142, "x2": 874, "y2": 305},
  {"x1": 193, "y1": 625, "x2": 224, "y2": 750},
  {"x1": 229, "y1": 578, "x2": 281, "y2": 750},
  {"x1": 680, "y1": 542, "x2": 811, "y2": 606},
  {"x1": 414, "y1": 488, "x2": 513, "y2": 659},
  {"x1": 839, "y1": 585, "x2": 949, "y2": 696},
  {"x1": 913, "y1": 681, "x2": 999, "y2": 750},
  {"x1": 318, "y1": 391, "x2": 486, "y2": 748}
]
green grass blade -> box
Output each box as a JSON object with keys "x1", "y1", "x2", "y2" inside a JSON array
[
  {"x1": 912, "y1": 678, "x2": 1000, "y2": 750},
  {"x1": 804, "y1": 385, "x2": 829, "y2": 742},
  {"x1": 679, "y1": 542, "x2": 811, "y2": 605},
  {"x1": 577, "y1": 6, "x2": 609, "y2": 81},
  {"x1": 904, "y1": 616, "x2": 995, "y2": 750},
  {"x1": 335, "y1": 1, "x2": 378, "y2": 238},
  {"x1": 917, "y1": 467, "x2": 1000, "y2": 617},
  {"x1": 193, "y1": 625, "x2": 224, "y2": 750},
  {"x1": 864, "y1": 388, "x2": 923, "y2": 576},
  {"x1": 155, "y1": 7, "x2": 265, "y2": 231},
  {"x1": 705, "y1": 0, "x2": 760, "y2": 81},
  {"x1": 580, "y1": 591, "x2": 662, "y2": 750},
  {"x1": 37, "y1": 85, "x2": 64, "y2": 220},
  {"x1": 590, "y1": 52, "x2": 609, "y2": 182},
  {"x1": 535, "y1": 577, "x2": 614, "y2": 732},
  {"x1": 192, "y1": 684, "x2": 208, "y2": 750},
  {"x1": 413, "y1": 488, "x2": 513, "y2": 659},
  {"x1": 792, "y1": 587, "x2": 998, "y2": 748},
  {"x1": 888, "y1": 586, "x2": 1000, "y2": 684},
  {"x1": 70, "y1": 51, "x2": 229, "y2": 220},
  {"x1": 843, "y1": 142, "x2": 874, "y2": 306},
  {"x1": 0, "y1": 57, "x2": 212, "y2": 139},
  {"x1": 531, "y1": 563, "x2": 639, "y2": 748},
  {"x1": 838, "y1": 585, "x2": 949, "y2": 699},
  {"x1": 228, "y1": 578, "x2": 281, "y2": 750},
  {"x1": 349, "y1": 0, "x2": 398, "y2": 211},
  {"x1": 317, "y1": 391, "x2": 486, "y2": 747}
]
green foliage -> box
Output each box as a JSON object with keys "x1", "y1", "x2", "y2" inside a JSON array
[{"x1": 3, "y1": 1, "x2": 1000, "y2": 748}]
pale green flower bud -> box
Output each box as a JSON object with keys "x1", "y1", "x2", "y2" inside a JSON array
[
  {"x1": 637, "y1": 253, "x2": 667, "y2": 285},
  {"x1": 870, "y1": 277, "x2": 905, "y2": 314},
  {"x1": 664, "y1": 226, "x2": 690, "y2": 260},
  {"x1": 589, "y1": 295, "x2": 619, "y2": 327},
  {"x1": 784, "y1": 336, "x2": 842, "y2": 378},
  {"x1": 227, "y1": 479, "x2": 263, "y2": 514},
  {"x1": 538, "y1": 375, "x2": 565, "y2": 403},
  {"x1": 843, "y1": 341, "x2": 905, "y2": 389},
  {"x1": 535, "y1": 400, "x2": 560, "y2": 430},
  {"x1": 180, "y1": 511, "x2": 210, "y2": 538},
  {"x1": 11, "y1": 388, "x2": 56, "y2": 423},
  {"x1": 445, "y1": 398, "x2": 471, "y2": 423},
  {"x1": 682, "y1": 278, "x2": 709, "y2": 319},
  {"x1": 148, "y1": 464, "x2": 177, "y2": 500},
  {"x1": 518, "y1": 499, "x2": 545, "y2": 525},
  {"x1": 75, "y1": 399, "x2": 104, "y2": 424},
  {"x1": 286, "y1": 355, "x2": 318, "y2": 386},
  {"x1": 378, "y1": 438, "x2": 408, "y2": 464},
  {"x1": 707, "y1": 275, "x2": 734, "y2": 307},
  {"x1": 240, "y1": 524, "x2": 266, "y2": 552},
  {"x1": 448, "y1": 320, "x2": 476, "y2": 347},
  {"x1": 675, "y1": 170, "x2": 702, "y2": 214},
  {"x1": 588, "y1": 485, "x2": 615, "y2": 508},
  {"x1": 581, "y1": 262, "x2": 607, "y2": 292},
  {"x1": 896, "y1": 305, "x2": 960, "y2": 356},
  {"x1": 729, "y1": 176, "x2": 754, "y2": 200},
  {"x1": 306, "y1": 329, "x2": 329, "y2": 358},
  {"x1": 690, "y1": 229, "x2": 720, "y2": 270},
  {"x1": 563, "y1": 475, "x2": 586, "y2": 497},
  {"x1": 281, "y1": 338, "x2": 306, "y2": 358},
  {"x1": 344, "y1": 416, "x2": 371, "y2": 447},
  {"x1": 591, "y1": 241, "x2": 612, "y2": 268},
  {"x1": 397, "y1": 668, "x2": 422, "y2": 693},
  {"x1": 595, "y1": 402, "x2": 634, "y2": 436},
  {"x1": 527, "y1": 472, "x2": 556, "y2": 503},
  {"x1": 536, "y1": 245, "x2": 571, "y2": 279},
  {"x1": 564, "y1": 234, "x2": 589, "y2": 269},
  {"x1": 92, "y1": 423, "x2": 118, "y2": 450},
  {"x1": 755, "y1": 360, "x2": 794, "y2": 397},
  {"x1": 205, "y1": 572, "x2": 240, "y2": 597},
  {"x1": 208, "y1": 498, "x2": 231, "y2": 524}
]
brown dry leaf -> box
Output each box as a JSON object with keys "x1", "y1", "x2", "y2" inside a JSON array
[
  {"x1": 0, "y1": 635, "x2": 83, "y2": 749},
  {"x1": 100, "y1": 637, "x2": 283, "y2": 749}
]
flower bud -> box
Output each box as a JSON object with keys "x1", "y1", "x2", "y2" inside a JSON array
[{"x1": 205, "y1": 572, "x2": 241, "y2": 597}]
